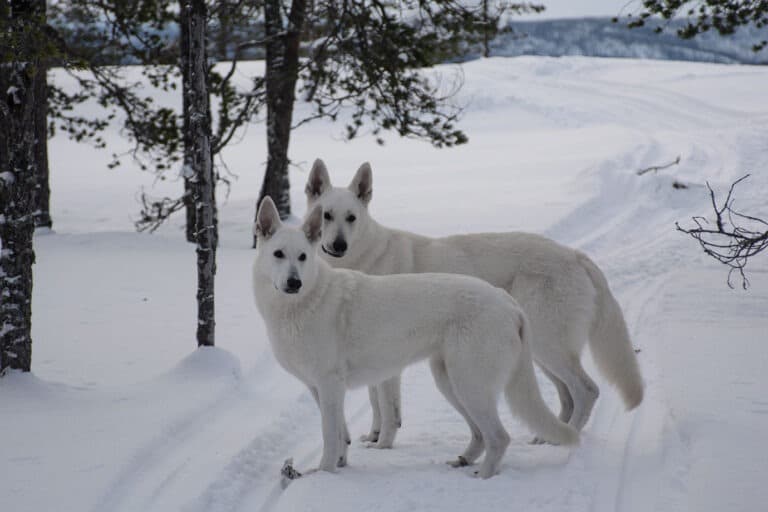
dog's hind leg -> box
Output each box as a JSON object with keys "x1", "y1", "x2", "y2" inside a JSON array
[
  {"x1": 429, "y1": 355, "x2": 485, "y2": 467},
  {"x1": 543, "y1": 354, "x2": 599, "y2": 432},
  {"x1": 367, "y1": 376, "x2": 401, "y2": 448},
  {"x1": 531, "y1": 367, "x2": 574, "y2": 444},
  {"x1": 445, "y1": 364, "x2": 509, "y2": 479},
  {"x1": 360, "y1": 386, "x2": 382, "y2": 443}
]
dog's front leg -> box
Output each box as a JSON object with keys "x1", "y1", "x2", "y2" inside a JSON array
[
  {"x1": 311, "y1": 386, "x2": 350, "y2": 461},
  {"x1": 316, "y1": 378, "x2": 346, "y2": 472}
]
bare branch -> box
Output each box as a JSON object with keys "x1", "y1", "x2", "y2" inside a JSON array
[
  {"x1": 676, "y1": 174, "x2": 768, "y2": 289},
  {"x1": 636, "y1": 155, "x2": 681, "y2": 176}
]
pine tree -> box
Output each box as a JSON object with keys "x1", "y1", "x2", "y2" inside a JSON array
[
  {"x1": 31, "y1": 0, "x2": 51, "y2": 229},
  {"x1": 0, "y1": 0, "x2": 46, "y2": 372},
  {"x1": 182, "y1": 0, "x2": 217, "y2": 346},
  {"x1": 252, "y1": 1, "x2": 544, "y2": 246},
  {"x1": 618, "y1": 0, "x2": 768, "y2": 52}
]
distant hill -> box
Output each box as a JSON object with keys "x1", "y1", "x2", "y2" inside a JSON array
[
  {"x1": 54, "y1": 16, "x2": 766, "y2": 66},
  {"x1": 482, "y1": 17, "x2": 766, "y2": 65}
]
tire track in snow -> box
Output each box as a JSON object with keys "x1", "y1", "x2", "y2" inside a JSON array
[
  {"x1": 89, "y1": 352, "x2": 284, "y2": 512},
  {"x1": 542, "y1": 122, "x2": 718, "y2": 511},
  {"x1": 180, "y1": 387, "x2": 373, "y2": 512}
]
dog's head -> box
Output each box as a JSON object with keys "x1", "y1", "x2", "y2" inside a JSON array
[
  {"x1": 254, "y1": 197, "x2": 323, "y2": 296},
  {"x1": 305, "y1": 158, "x2": 373, "y2": 259}
]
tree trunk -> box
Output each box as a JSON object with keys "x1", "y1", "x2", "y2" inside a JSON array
[
  {"x1": 254, "y1": 0, "x2": 308, "y2": 247},
  {"x1": 180, "y1": 5, "x2": 196, "y2": 243},
  {"x1": 0, "y1": 0, "x2": 41, "y2": 373},
  {"x1": 183, "y1": 0, "x2": 216, "y2": 347},
  {"x1": 32, "y1": 4, "x2": 51, "y2": 230},
  {"x1": 482, "y1": 0, "x2": 490, "y2": 58},
  {"x1": 215, "y1": 4, "x2": 229, "y2": 60}
]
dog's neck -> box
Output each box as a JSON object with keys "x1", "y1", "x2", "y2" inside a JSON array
[
  {"x1": 333, "y1": 216, "x2": 392, "y2": 272},
  {"x1": 331, "y1": 215, "x2": 433, "y2": 275}
]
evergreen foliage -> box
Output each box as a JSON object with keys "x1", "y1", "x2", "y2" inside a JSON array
[{"x1": 617, "y1": 0, "x2": 768, "y2": 51}]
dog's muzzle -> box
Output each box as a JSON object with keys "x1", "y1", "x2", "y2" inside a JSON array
[{"x1": 321, "y1": 245, "x2": 344, "y2": 258}]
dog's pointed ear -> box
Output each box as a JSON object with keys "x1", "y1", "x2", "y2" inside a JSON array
[
  {"x1": 255, "y1": 196, "x2": 281, "y2": 240},
  {"x1": 303, "y1": 204, "x2": 323, "y2": 244},
  {"x1": 348, "y1": 162, "x2": 373, "y2": 206},
  {"x1": 305, "y1": 159, "x2": 331, "y2": 202}
]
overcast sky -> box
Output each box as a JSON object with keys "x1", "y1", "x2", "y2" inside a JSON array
[{"x1": 518, "y1": 0, "x2": 634, "y2": 20}]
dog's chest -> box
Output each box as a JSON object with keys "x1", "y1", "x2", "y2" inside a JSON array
[{"x1": 267, "y1": 313, "x2": 334, "y2": 381}]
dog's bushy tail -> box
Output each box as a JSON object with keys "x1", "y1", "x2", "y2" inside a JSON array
[
  {"x1": 505, "y1": 313, "x2": 579, "y2": 445},
  {"x1": 578, "y1": 252, "x2": 644, "y2": 410}
]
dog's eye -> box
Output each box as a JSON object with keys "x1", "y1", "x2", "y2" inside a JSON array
[
  {"x1": 273, "y1": 250, "x2": 285, "y2": 259},
  {"x1": 298, "y1": 253, "x2": 306, "y2": 262},
  {"x1": 346, "y1": 214, "x2": 356, "y2": 223},
  {"x1": 323, "y1": 211, "x2": 333, "y2": 221}
]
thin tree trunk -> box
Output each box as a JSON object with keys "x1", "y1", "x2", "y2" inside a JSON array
[
  {"x1": 482, "y1": 0, "x2": 490, "y2": 58},
  {"x1": 0, "y1": 0, "x2": 41, "y2": 373},
  {"x1": 254, "y1": 0, "x2": 308, "y2": 247},
  {"x1": 216, "y1": 4, "x2": 229, "y2": 60},
  {"x1": 180, "y1": 6, "x2": 196, "y2": 243},
  {"x1": 32, "y1": 4, "x2": 51, "y2": 230},
  {"x1": 183, "y1": 0, "x2": 216, "y2": 347}
]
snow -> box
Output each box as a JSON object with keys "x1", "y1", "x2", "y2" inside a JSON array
[
  {"x1": 2, "y1": 56, "x2": 768, "y2": 512},
  {"x1": 0, "y1": 171, "x2": 15, "y2": 184}
]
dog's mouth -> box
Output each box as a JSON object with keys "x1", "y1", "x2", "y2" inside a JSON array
[
  {"x1": 321, "y1": 245, "x2": 344, "y2": 258},
  {"x1": 276, "y1": 284, "x2": 301, "y2": 294}
]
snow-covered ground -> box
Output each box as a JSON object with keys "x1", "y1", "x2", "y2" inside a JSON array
[{"x1": 2, "y1": 56, "x2": 768, "y2": 512}]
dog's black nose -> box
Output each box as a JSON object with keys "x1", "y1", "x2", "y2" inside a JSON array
[
  {"x1": 286, "y1": 277, "x2": 302, "y2": 292},
  {"x1": 332, "y1": 238, "x2": 347, "y2": 253}
]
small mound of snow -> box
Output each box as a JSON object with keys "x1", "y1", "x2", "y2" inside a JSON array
[
  {"x1": 0, "y1": 370, "x2": 84, "y2": 405},
  {"x1": 168, "y1": 346, "x2": 242, "y2": 381}
]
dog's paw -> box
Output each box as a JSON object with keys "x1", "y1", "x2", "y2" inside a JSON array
[
  {"x1": 447, "y1": 456, "x2": 470, "y2": 468},
  {"x1": 473, "y1": 467, "x2": 498, "y2": 479},
  {"x1": 364, "y1": 440, "x2": 391, "y2": 449},
  {"x1": 281, "y1": 459, "x2": 302, "y2": 481},
  {"x1": 359, "y1": 431, "x2": 380, "y2": 443}
]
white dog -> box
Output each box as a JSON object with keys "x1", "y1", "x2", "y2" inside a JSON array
[
  {"x1": 252, "y1": 197, "x2": 578, "y2": 478},
  {"x1": 305, "y1": 159, "x2": 643, "y2": 447}
]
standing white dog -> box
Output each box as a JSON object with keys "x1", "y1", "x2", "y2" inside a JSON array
[
  {"x1": 252, "y1": 197, "x2": 578, "y2": 478},
  {"x1": 305, "y1": 159, "x2": 643, "y2": 447}
]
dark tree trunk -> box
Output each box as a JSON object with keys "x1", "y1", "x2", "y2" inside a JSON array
[
  {"x1": 180, "y1": 6, "x2": 196, "y2": 243},
  {"x1": 482, "y1": 0, "x2": 490, "y2": 58},
  {"x1": 182, "y1": 0, "x2": 216, "y2": 347},
  {"x1": 253, "y1": 0, "x2": 308, "y2": 247},
  {"x1": 32, "y1": 8, "x2": 51, "y2": 230},
  {"x1": 215, "y1": 5, "x2": 229, "y2": 60},
  {"x1": 0, "y1": 0, "x2": 42, "y2": 373}
]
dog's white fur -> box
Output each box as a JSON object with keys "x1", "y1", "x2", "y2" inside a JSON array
[
  {"x1": 252, "y1": 197, "x2": 578, "y2": 478},
  {"x1": 306, "y1": 159, "x2": 644, "y2": 447}
]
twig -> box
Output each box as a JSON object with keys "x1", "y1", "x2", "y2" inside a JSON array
[
  {"x1": 636, "y1": 155, "x2": 681, "y2": 176},
  {"x1": 135, "y1": 190, "x2": 189, "y2": 233}
]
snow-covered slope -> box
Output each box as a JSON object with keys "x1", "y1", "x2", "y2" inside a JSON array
[{"x1": 2, "y1": 56, "x2": 767, "y2": 512}]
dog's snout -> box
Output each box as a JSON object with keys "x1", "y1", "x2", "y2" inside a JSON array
[
  {"x1": 286, "y1": 276, "x2": 302, "y2": 293},
  {"x1": 332, "y1": 238, "x2": 347, "y2": 254}
]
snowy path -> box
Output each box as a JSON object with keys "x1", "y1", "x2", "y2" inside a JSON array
[{"x1": 2, "y1": 57, "x2": 767, "y2": 512}]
